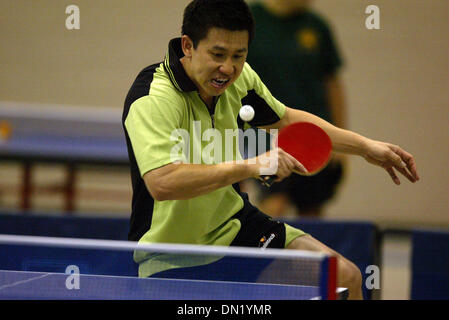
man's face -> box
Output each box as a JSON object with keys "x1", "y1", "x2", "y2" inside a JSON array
[{"x1": 182, "y1": 28, "x2": 249, "y2": 104}]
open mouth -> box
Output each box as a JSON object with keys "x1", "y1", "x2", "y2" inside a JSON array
[{"x1": 210, "y1": 78, "x2": 230, "y2": 89}]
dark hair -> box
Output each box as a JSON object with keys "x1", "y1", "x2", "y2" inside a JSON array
[{"x1": 182, "y1": 0, "x2": 255, "y2": 48}]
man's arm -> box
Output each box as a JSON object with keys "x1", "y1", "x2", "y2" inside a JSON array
[
  {"x1": 144, "y1": 149, "x2": 306, "y2": 201},
  {"x1": 144, "y1": 162, "x2": 255, "y2": 201},
  {"x1": 260, "y1": 107, "x2": 420, "y2": 185}
]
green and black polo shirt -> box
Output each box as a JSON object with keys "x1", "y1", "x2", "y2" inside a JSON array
[{"x1": 122, "y1": 38, "x2": 304, "y2": 277}]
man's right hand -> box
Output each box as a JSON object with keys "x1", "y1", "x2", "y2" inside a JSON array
[{"x1": 249, "y1": 147, "x2": 308, "y2": 184}]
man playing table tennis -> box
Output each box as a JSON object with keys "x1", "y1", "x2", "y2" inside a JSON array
[{"x1": 123, "y1": 0, "x2": 419, "y2": 300}]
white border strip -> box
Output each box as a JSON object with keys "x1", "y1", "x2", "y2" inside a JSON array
[
  {"x1": 0, "y1": 234, "x2": 326, "y2": 260},
  {"x1": 0, "y1": 273, "x2": 51, "y2": 291},
  {"x1": 0, "y1": 101, "x2": 121, "y2": 123}
]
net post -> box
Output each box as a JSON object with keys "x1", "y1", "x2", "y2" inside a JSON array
[{"x1": 320, "y1": 255, "x2": 337, "y2": 300}]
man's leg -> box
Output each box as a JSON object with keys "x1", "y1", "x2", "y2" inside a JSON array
[{"x1": 287, "y1": 234, "x2": 363, "y2": 300}]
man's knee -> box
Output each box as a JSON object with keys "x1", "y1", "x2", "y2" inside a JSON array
[{"x1": 339, "y1": 260, "x2": 362, "y2": 289}]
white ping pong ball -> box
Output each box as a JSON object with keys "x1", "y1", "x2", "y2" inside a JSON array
[{"x1": 239, "y1": 105, "x2": 255, "y2": 122}]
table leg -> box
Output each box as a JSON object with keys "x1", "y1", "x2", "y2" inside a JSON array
[
  {"x1": 65, "y1": 164, "x2": 76, "y2": 213},
  {"x1": 21, "y1": 163, "x2": 32, "y2": 212}
]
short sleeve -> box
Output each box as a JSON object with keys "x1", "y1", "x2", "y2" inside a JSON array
[{"x1": 124, "y1": 95, "x2": 185, "y2": 176}]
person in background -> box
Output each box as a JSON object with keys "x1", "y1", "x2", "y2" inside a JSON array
[{"x1": 245, "y1": 0, "x2": 347, "y2": 218}]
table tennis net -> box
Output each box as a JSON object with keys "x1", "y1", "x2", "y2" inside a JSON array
[
  {"x1": 141, "y1": 251, "x2": 322, "y2": 287},
  {"x1": 0, "y1": 235, "x2": 336, "y2": 300}
]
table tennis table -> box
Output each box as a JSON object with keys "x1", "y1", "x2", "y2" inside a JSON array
[
  {"x1": 0, "y1": 105, "x2": 129, "y2": 212},
  {"x1": 0, "y1": 270, "x2": 348, "y2": 300}
]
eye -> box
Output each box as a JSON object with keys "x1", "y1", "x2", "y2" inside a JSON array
[
  {"x1": 233, "y1": 55, "x2": 243, "y2": 59},
  {"x1": 213, "y1": 53, "x2": 224, "y2": 58}
]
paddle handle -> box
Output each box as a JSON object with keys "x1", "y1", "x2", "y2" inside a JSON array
[{"x1": 259, "y1": 175, "x2": 276, "y2": 187}]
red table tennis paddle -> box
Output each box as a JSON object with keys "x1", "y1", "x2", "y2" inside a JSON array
[{"x1": 260, "y1": 122, "x2": 332, "y2": 187}]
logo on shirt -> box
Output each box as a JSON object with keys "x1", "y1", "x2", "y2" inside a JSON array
[
  {"x1": 296, "y1": 28, "x2": 319, "y2": 51},
  {"x1": 259, "y1": 233, "x2": 276, "y2": 249}
]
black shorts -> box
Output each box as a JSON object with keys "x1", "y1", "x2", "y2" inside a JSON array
[{"x1": 229, "y1": 193, "x2": 286, "y2": 249}]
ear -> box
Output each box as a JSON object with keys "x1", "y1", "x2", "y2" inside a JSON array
[{"x1": 181, "y1": 35, "x2": 194, "y2": 58}]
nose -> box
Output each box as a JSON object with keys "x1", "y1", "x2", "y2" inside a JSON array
[{"x1": 219, "y1": 59, "x2": 235, "y2": 76}]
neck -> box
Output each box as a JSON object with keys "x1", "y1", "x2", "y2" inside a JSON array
[
  {"x1": 263, "y1": 0, "x2": 305, "y2": 17},
  {"x1": 180, "y1": 57, "x2": 214, "y2": 108},
  {"x1": 200, "y1": 93, "x2": 214, "y2": 109}
]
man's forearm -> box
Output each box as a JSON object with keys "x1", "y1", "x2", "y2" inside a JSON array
[
  {"x1": 281, "y1": 108, "x2": 370, "y2": 156},
  {"x1": 144, "y1": 161, "x2": 258, "y2": 201}
]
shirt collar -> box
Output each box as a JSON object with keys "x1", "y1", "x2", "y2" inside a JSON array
[{"x1": 163, "y1": 38, "x2": 198, "y2": 92}]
